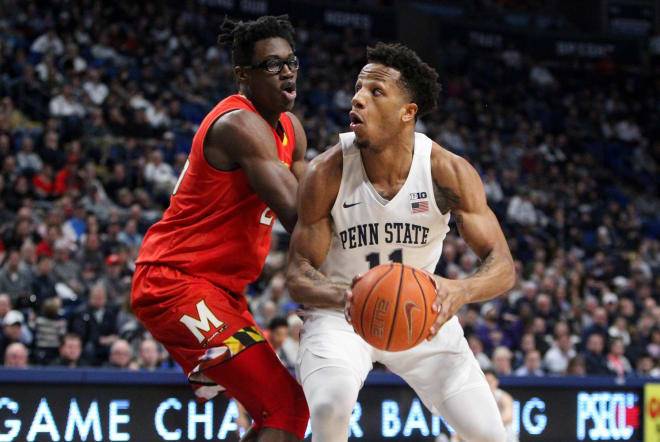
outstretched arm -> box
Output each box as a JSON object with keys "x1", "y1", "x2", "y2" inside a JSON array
[
  {"x1": 428, "y1": 146, "x2": 515, "y2": 336},
  {"x1": 205, "y1": 110, "x2": 303, "y2": 233},
  {"x1": 286, "y1": 146, "x2": 346, "y2": 309}
]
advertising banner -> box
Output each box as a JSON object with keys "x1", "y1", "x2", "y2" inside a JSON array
[
  {"x1": 645, "y1": 383, "x2": 660, "y2": 442},
  {"x1": 0, "y1": 376, "x2": 644, "y2": 441}
]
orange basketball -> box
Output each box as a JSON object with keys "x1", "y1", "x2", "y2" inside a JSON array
[{"x1": 349, "y1": 263, "x2": 438, "y2": 351}]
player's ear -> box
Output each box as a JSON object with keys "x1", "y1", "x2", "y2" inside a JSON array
[
  {"x1": 401, "y1": 102, "x2": 418, "y2": 123},
  {"x1": 234, "y1": 66, "x2": 249, "y2": 83}
]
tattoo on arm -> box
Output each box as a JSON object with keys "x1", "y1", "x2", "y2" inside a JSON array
[
  {"x1": 304, "y1": 265, "x2": 347, "y2": 290},
  {"x1": 475, "y1": 252, "x2": 495, "y2": 276},
  {"x1": 304, "y1": 267, "x2": 324, "y2": 282},
  {"x1": 432, "y1": 180, "x2": 460, "y2": 214}
]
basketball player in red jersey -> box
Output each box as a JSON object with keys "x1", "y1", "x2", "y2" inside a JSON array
[{"x1": 131, "y1": 16, "x2": 308, "y2": 442}]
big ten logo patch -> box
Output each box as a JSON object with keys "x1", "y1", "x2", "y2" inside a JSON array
[
  {"x1": 371, "y1": 298, "x2": 390, "y2": 338},
  {"x1": 409, "y1": 192, "x2": 427, "y2": 200}
]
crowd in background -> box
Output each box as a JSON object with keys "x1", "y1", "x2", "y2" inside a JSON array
[{"x1": 0, "y1": 0, "x2": 658, "y2": 379}]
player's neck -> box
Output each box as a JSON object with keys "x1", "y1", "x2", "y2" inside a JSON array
[
  {"x1": 361, "y1": 130, "x2": 415, "y2": 188},
  {"x1": 240, "y1": 90, "x2": 280, "y2": 129},
  {"x1": 254, "y1": 104, "x2": 280, "y2": 129}
]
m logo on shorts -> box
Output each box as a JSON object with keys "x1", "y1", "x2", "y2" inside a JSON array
[{"x1": 180, "y1": 300, "x2": 225, "y2": 344}]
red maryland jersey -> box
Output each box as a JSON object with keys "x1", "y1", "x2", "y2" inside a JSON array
[{"x1": 136, "y1": 94, "x2": 296, "y2": 294}]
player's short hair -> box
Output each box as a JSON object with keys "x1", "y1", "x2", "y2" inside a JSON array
[
  {"x1": 366, "y1": 42, "x2": 440, "y2": 117},
  {"x1": 482, "y1": 368, "x2": 496, "y2": 377},
  {"x1": 218, "y1": 15, "x2": 296, "y2": 67}
]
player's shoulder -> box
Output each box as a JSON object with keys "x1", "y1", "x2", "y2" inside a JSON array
[
  {"x1": 306, "y1": 143, "x2": 344, "y2": 179},
  {"x1": 204, "y1": 109, "x2": 276, "y2": 167},
  {"x1": 284, "y1": 111, "x2": 302, "y2": 128},
  {"x1": 430, "y1": 140, "x2": 480, "y2": 185},
  {"x1": 210, "y1": 109, "x2": 272, "y2": 143},
  {"x1": 216, "y1": 108, "x2": 269, "y2": 133},
  {"x1": 300, "y1": 143, "x2": 342, "y2": 193},
  {"x1": 284, "y1": 111, "x2": 306, "y2": 144}
]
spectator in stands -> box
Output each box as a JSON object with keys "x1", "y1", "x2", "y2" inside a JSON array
[
  {"x1": 134, "y1": 338, "x2": 161, "y2": 371},
  {"x1": 468, "y1": 334, "x2": 493, "y2": 370},
  {"x1": 582, "y1": 307, "x2": 609, "y2": 347},
  {"x1": 565, "y1": 355, "x2": 586, "y2": 376},
  {"x1": 117, "y1": 219, "x2": 143, "y2": 249},
  {"x1": 38, "y1": 130, "x2": 66, "y2": 170},
  {"x1": 602, "y1": 292, "x2": 620, "y2": 320},
  {"x1": 76, "y1": 231, "x2": 105, "y2": 274},
  {"x1": 635, "y1": 354, "x2": 660, "y2": 378},
  {"x1": 251, "y1": 272, "x2": 290, "y2": 327},
  {"x1": 606, "y1": 337, "x2": 632, "y2": 377},
  {"x1": 483, "y1": 370, "x2": 517, "y2": 442},
  {"x1": 83, "y1": 69, "x2": 109, "y2": 106},
  {"x1": 506, "y1": 190, "x2": 538, "y2": 227},
  {"x1": 100, "y1": 220, "x2": 122, "y2": 256},
  {"x1": 31, "y1": 254, "x2": 57, "y2": 303},
  {"x1": 647, "y1": 328, "x2": 660, "y2": 359},
  {"x1": 0, "y1": 249, "x2": 32, "y2": 303},
  {"x1": 0, "y1": 294, "x2": 11, "y2": 323},
  {"x1": 458, "y1": 305, "x2": 480, "y2": 337},
  {"x1": 50, "y1": 333, "x2": 88, "y2": 368},
  {"x1": 60, "y1": 42, "x2": 87, "y2": 75},
  {"x1": 492, "y1": 346, "x2": 513, "y2": 376},
  {"x1": 143, "y1": 150, "x2": 176, "y2": 199},
  {"x1": 513, "y1": 332, "x2": 536, "y2": 370},
  {"x1": 281, "y1": 314, "x2": 302, "y2": 366},
  {"x1": 476, "y1": 302, "x2": 507, "y2": 355},
  {"x1": 51, "y1": 240, "x2": 81, "y2": 293},
  {"x1": 4, "y1": 342, "x2": 29, "y2": 368},
  {"x1": 543, "y1": 327, "x2": 576, "y2": 375},
  {"x1": 99, "y1": 254, "x2": 130, "y2": 305},
  {"x1": 514, "y1": 350, "x2": 544, "y2": 376},
  {"x1": 0, "y1": 310, "x2": 31, "y2": 359},
  {"x1": 49, "y1": 84, "x2": 85, "y2": 118},
  {"x1": 584, "y1": 333, "x2": 610, "y2": 375},
  {"x1": 267, "y1": 317, "x2": 295, "y2": 371},
  {"x1": 16, "y1": 136, "x2": 42, "y2": 174},
  {"x1": 608, "y1": 315, "x2": 631, "y2": 346},
  {"x1": 30, "y1": 30, "x2": 64, "y2": 56},
  {"x1": 32, "y1": 297, "x2": 67, "y2": 365},
  {"x1": 70, "y1": 283, "x2": 120, "y2": 365},
  {"x1": 104, "y1": 339, "x2": 134, "y2": 369},
  {"x1": 53, "y1": 155, "x2": 84, "y2": 196}
]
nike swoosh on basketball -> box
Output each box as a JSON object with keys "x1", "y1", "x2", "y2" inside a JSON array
[
  {"x1": 404, "y1": 301, "x2": 421, "y2": 344},
  {"x1": 343, "y1": 202, "x2": 361, "y2": 208}
]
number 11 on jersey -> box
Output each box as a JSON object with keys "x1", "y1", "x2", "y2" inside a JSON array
[{"x1": 365, "y1": 249, "x2": 402, "y2": 269}]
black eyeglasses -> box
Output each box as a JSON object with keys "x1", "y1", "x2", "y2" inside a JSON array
[{"x1": 247, "y1": 56, "x2": 299, "y2": 74}]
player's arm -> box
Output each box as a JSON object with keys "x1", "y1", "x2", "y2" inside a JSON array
[
  {"x1": 428, "y1": 146, "x2": 515, "y2": 336},
  {"x1": 286, "y1": 146, "x2": 345, "y2": 309},
  {"x1": 286, "y1": 111, "x2": 307, "y2": 181},
  {"x1": 205, "y1": 110, "x2": 299, "y2": 233}
]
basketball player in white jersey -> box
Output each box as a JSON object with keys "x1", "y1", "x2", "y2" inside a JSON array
[{"x1": 286, "y1": 42, "x2": 515, "y2": 441}]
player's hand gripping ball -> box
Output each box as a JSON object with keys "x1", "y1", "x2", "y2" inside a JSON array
[{"x1": 348, "y1": 263, "x2": 438, "y2": 351}]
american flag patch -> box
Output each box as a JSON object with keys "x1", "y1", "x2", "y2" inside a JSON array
[{"x1": 411, "y1": 201, "x2": 429, "y2": 213}]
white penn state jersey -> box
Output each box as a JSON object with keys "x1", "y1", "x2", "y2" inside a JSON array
[{"x1": 319, "y1": 131, "x2": 450, "y2": 294}]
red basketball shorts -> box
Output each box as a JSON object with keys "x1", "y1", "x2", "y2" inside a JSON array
[{"x1": 131, "y1": 264, "x2": 308, "y2": 438}]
